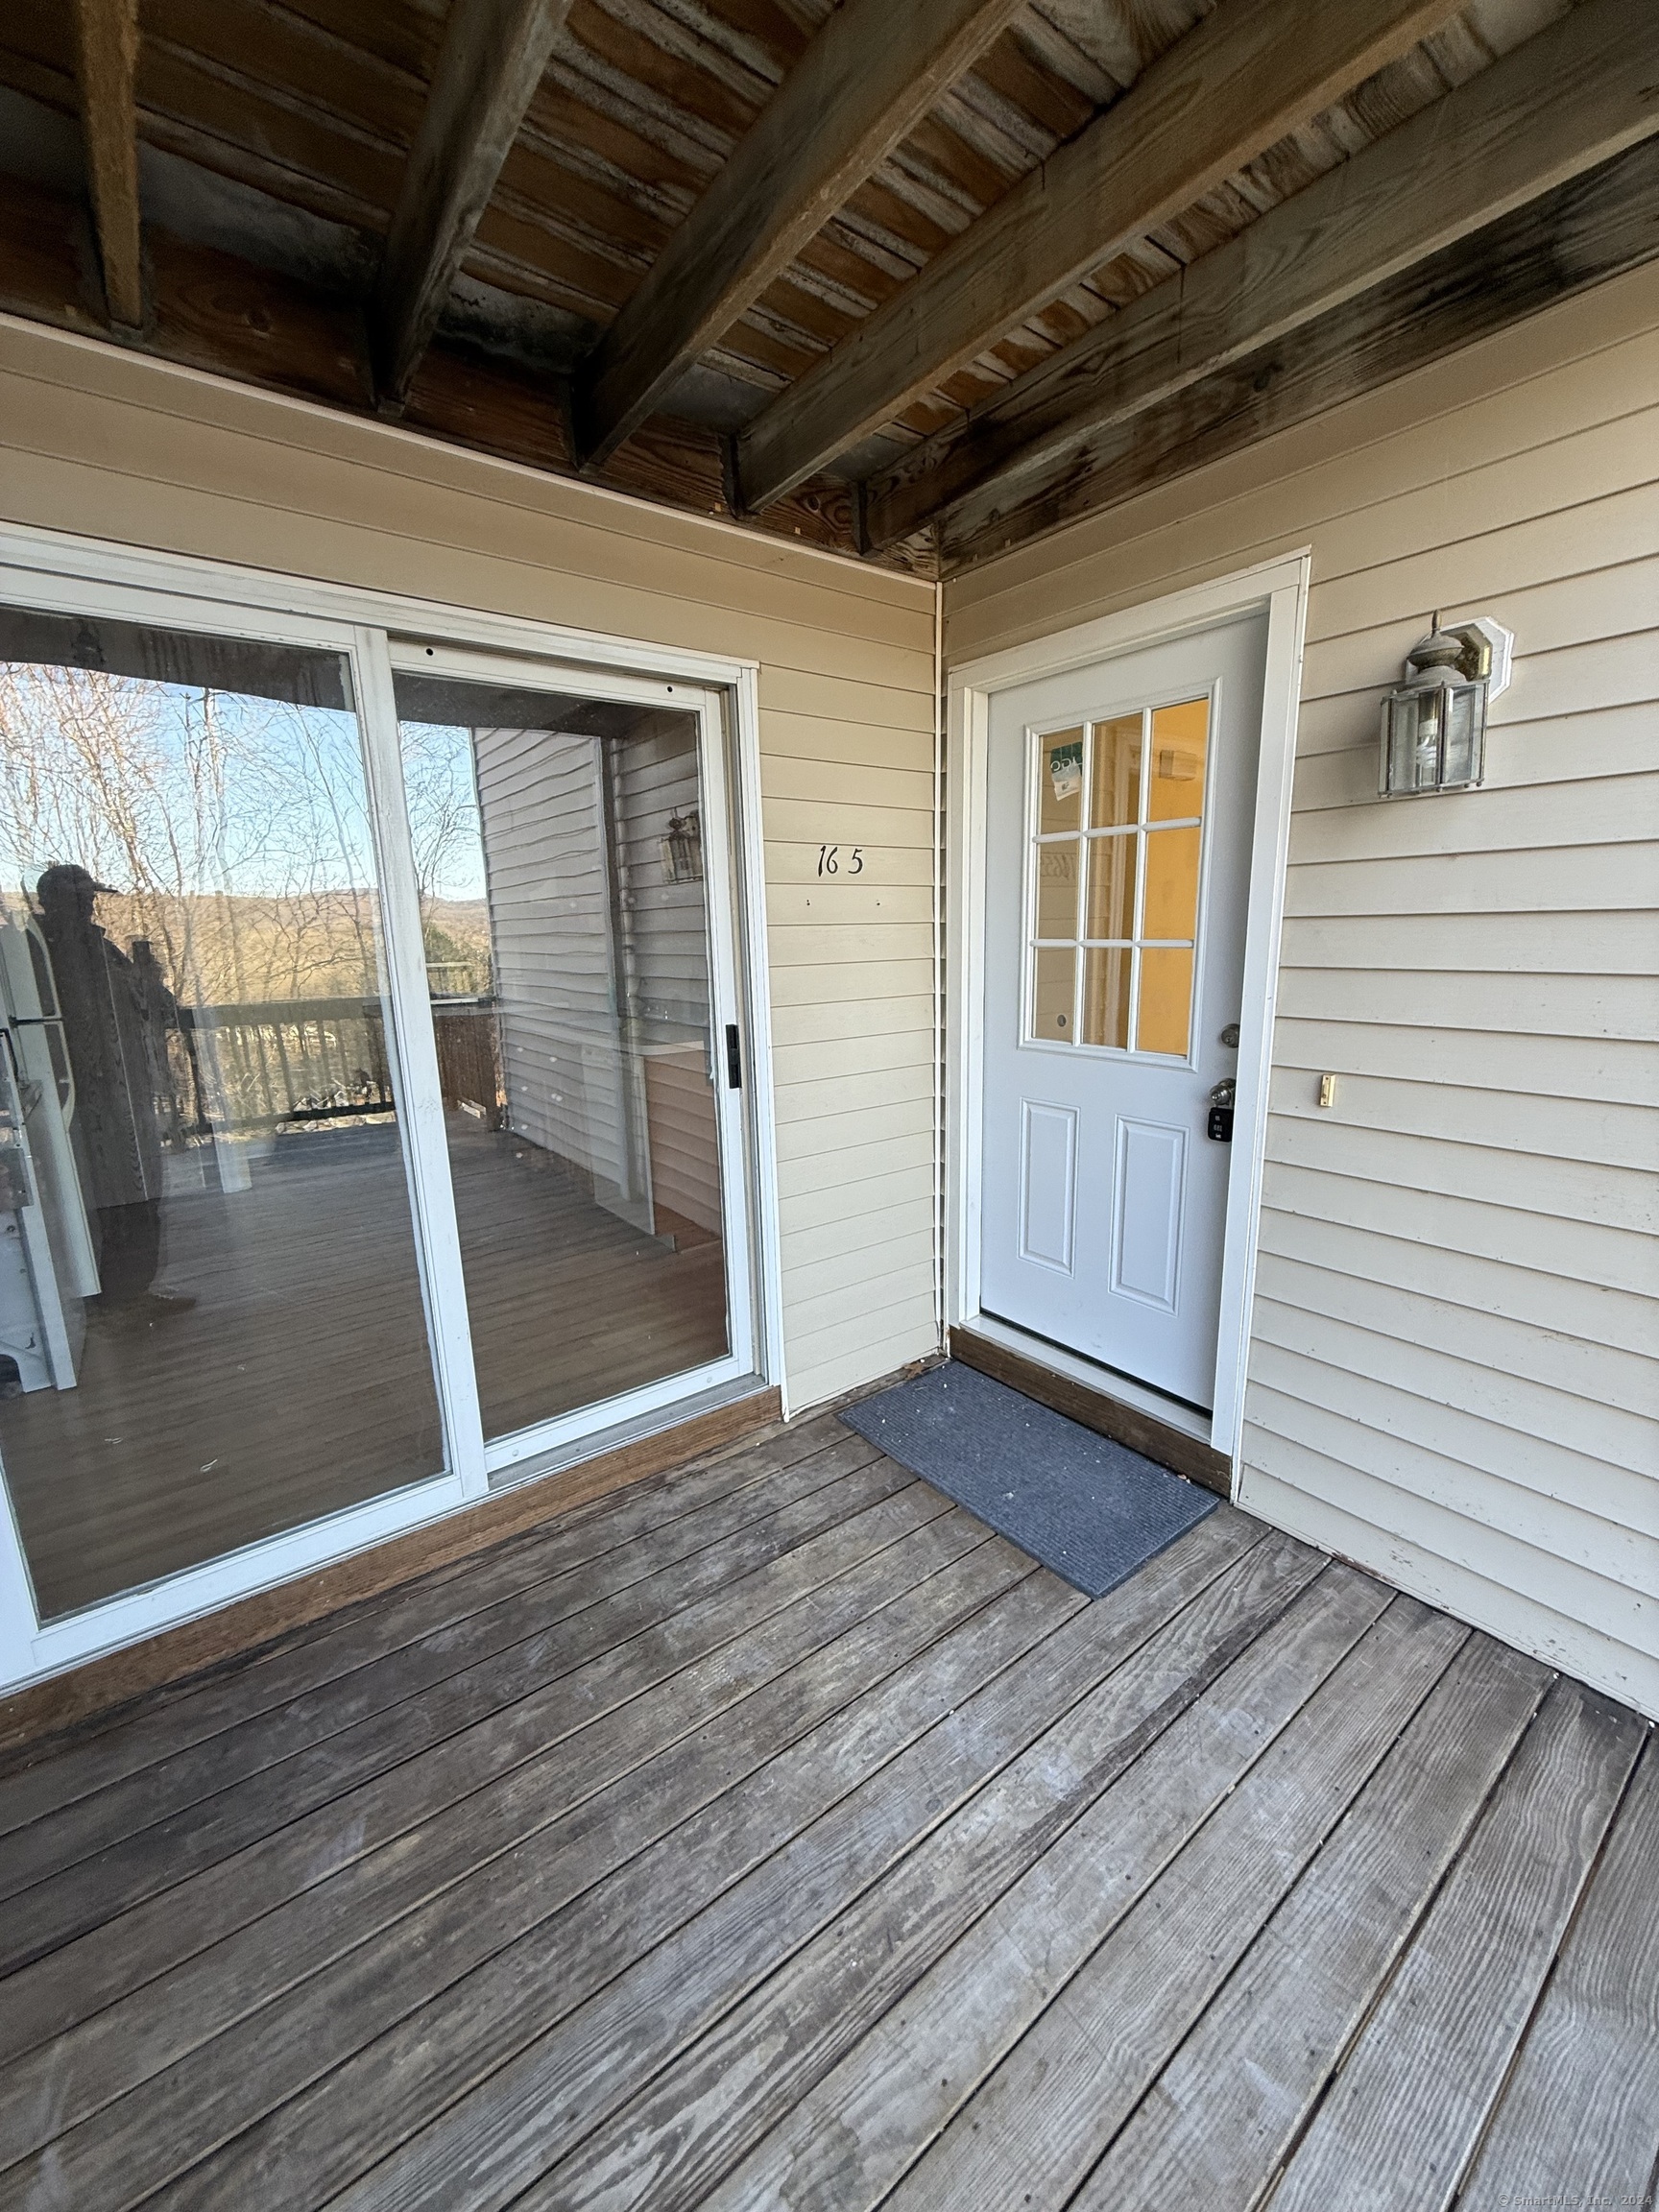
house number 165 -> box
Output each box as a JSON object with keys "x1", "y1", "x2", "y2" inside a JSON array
[{"x1": 817, "y1": 845, "x2": 864, "y2": 876}]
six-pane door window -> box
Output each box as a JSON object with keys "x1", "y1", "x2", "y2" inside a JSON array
[{"x1": 1027, "y1": 697, "x2": 1210, "y2": 1059}]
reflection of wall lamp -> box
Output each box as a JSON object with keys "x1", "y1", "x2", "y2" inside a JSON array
[
  {"x1": 1379, "y1": 613, "x2": 1514, "y2": 799},
  {"x1": 661, "y1": 809, "x2": 704, "y2": 882}
]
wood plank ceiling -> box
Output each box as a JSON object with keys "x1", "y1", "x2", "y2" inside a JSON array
[{"x1": 0, "y1": 0, "x2": 1653, "y2": 575}]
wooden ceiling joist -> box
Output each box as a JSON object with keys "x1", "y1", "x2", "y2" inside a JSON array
[
  {"x1": 572, "y1": 0, "x2": 1031, "y2": 470},
  {"x1": 935, "y1": 133, "x2": 1659, "y2": 571},
  {"x1": 867, "y1": 0, "x2": 1659, "y2": 554},
  {"x1": 733, "y1": 0, "x2": 1471, "y2": 514},
  {"x1": 70, "y1": 0, "x2": 143, "y2": 330},
  {"x1": 370, "y1": 0, "x2": 575, "y2": 412}
]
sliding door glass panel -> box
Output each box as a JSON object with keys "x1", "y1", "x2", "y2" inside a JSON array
[
  {"x1": 394, "y1": 673, "x2": 731, "y2": 1441},
  {"x1": 0, "y1": 609, "x2": 444, "y2": 1621}
]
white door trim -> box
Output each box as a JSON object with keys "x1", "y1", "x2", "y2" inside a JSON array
[
  {"x1": 946, "y1": 552, "x2": 1310, "y2": 1481},
  {"x1": 0, "y1": 521, "x2": 784, "y2": 1692}
]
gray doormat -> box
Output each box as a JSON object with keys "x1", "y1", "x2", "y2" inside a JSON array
[{"x1": 840, "y1": 1359, "x2": 1217, "y2": 1599}]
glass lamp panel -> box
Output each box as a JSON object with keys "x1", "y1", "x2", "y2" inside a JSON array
[
  {"x1": 1032, "y1": 947, "x2": 1075, "y2": 1043},
  {"x1": 1081, "y1": 947, "x2": 1131, "y2": 1049},
  {"x1": 1442, "y1": 682, "x2": 1482, "y2": 785},
  {"x1": 1034, "y1": 839, "x2": 1080, "y2": 939},
  {"x1": 1137, "y1": 948, "x2": 1195, "y2": 1057},
  {"x1": 1148, "y1": 698, "x2": 1209, "y2": 821},
  {"x1": 1084, "y1": 831, "x2": 1137, "y2": 942},
  {"x1": 1088, "y1": 714, "x2": 1142, "y2": 830},
  {"x1": 1038, "y1": 729, "x2": 1085, "y2": 833},
  {"x1": 1142, "y1": 825, "x2": 1201, "y2": 941},
  {"x1": 1382, "y1": 693, "x2": 1419, "y2": 796}
]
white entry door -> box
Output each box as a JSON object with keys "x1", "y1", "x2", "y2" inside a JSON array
[{"x1": 979, "y1": 613, "x2": 1268, "y2": 1409}]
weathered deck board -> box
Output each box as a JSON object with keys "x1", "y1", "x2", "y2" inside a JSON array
[
  {"x1": 0, "y1": 1450, "x2": 920, "y2": 1975},
  {"x1": 0, "y1": 1407, "x2": 840, "y2": 1837},
  {"x1": 0, "y1": 1407, "x2": 1651, "y2": 2212},
  {"x1": 187, "y1": 1517, "x2": 1283, "y2": 2211},
  {"x1": 1262, "y1": 1675, "x2": 1647, "y2": 2212},
  {"x1": 1076, "y1": 1631, "x2": 1551, "y2": 2212},
  {"x1": 0, "y1": 1511, "x2": 1016, "y2": 2173},
  {"x1": 0, "y1": 1426, "x2": 882, "y2": 1898},
  {"x1": 1455, "y1": 1734, "x2": 1659, "y2": 2212}
]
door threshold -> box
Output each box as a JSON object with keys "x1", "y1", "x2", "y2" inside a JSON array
[
  {"x1": 487, "y1": 1373, "x2": 770, "y2": 1491},
  {"x1": 950, "y1": 1317, "x2": 1232, "y2": 1499}
]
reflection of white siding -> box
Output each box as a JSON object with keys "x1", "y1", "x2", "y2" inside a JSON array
[
  {"x1": 472, "y1": 725, "x2": 630, "y2": 1198},
  {"x1": 948, "y1": 263, "x2": 1659, "y2": 1721},
  {"x1": 613, "y1": 709, "x2": 709, "y2": 1033}
]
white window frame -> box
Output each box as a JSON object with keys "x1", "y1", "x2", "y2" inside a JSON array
[
  {"x1": 946, "y1": 552, "x2": 1311, "y2": 1479},
  {"x1": 0, "y1": 521, "x2": 783, "y2": 1694}
]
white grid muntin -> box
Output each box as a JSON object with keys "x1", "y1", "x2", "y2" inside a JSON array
[{"x1": 1020, "y1": 684, "x2": 1220, "y2": 1067}]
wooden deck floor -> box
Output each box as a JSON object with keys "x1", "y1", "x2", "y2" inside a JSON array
[
  {"x1": 0, "y1": 1407, "x2": 1654, "y2": 2211},
  {"x1": 1, "y1": 1118, "x2": 727, "y2": 1621}
]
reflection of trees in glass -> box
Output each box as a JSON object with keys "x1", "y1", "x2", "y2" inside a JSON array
[
  {"x1": 0, "y1": 664, "x2": 382, "y2": 1004},
  {"x1": 0, "y1": 663, "x2": 394, "y2": 1129},
  {"x1": 401, "y1": 719, "x2": 492, "y2": 998}
]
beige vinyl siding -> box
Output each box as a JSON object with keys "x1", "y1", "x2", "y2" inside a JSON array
[
  {"x1": 948, "y1": 259, "x2": 1659, "y2": 1718},
  {"x1": 0, "y1": 316, "x2": 943, "y2": 1415}
]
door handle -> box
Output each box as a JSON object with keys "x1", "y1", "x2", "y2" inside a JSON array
[{"x1": 724, "y1": 1023, "x2": 742, "y2": 1090}]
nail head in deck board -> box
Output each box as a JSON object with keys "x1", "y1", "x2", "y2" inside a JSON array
[
  {"x1": 0, "y1": 1457, "x2": 928, "y2": 1981},
  {"x1": 1260, "y1": 1675, "x2": 1647, "y2": 2212},
  {"x1": 0, "y1": 1384, "x2": 781, "y2": 1769},
  {"x1": 101, "y1": 1548, "x2": 1097, "y2": 2212},
  {"x1": 391, "y1": 1533, "x2": 1321, "y2": 2212},
  {"x1": 699, "y1": 1566, "x2": 1415, "y2": 2212},
  {"x1": 0, "y1": 1522, "x2": 1034, "y2": 2198},
  {"x1": 1082, "y1": 1632, "x2": 1553, "y2": 2212},
  {"x1": 1455, "y1": 1732, "x2": 1659, "y2": 2212},
  {"x1": 0, "y1": 1426, "x2": 886, "y2": 1899},
  {"x1": 258, "y1": 1516, "x2": 1282, "y2": 2212}
]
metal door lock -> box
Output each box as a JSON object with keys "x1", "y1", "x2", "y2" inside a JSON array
[{"x1": 1207, "y1": 1077, "x2": 1236, "y2": 1143}]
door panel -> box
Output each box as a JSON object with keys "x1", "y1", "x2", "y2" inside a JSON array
[
  {"x1": 1019, "y1": 1100, "x2": 1077, "y2": 1273},
  {"x1": 393, "y1": 670, "x2": 740, "y2": 1448},
  {"x1": 0, "y1": 608, "x2": 445, "y2": 1621},
  {"x1": 979, "y1": 613, "x2": 1268, "y2": 1408}
]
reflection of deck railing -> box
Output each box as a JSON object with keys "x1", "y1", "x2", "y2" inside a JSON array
[{"x1": 175, "y1": 995, "x2": 503, "y2": 1130}]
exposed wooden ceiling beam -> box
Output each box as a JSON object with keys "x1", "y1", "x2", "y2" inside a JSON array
[
  {"x1": 868, "y1": 0, "x2": 1659, "y2": 552},
  {"x1": 935, "y1": 132, "x2": 1659, "y2": 573},
  {"x1": 71, "y1": 0, "x2": 143, "y2": 329},
  {"x1": 0, "y1": 169, "x2": 915, "y2": 571},
  {"x1": 734, "y1": 0, "x2": 1468, "y2": 514},
  {"x1": 370, "y1": 0, "x2": 575, "y2": 412},
  {"x1": 573, "y1": 0, "x2": 1032, "y2": 470}
]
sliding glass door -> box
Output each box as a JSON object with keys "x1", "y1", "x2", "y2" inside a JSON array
[
  {"x1": 0, "y1": 589, "x2": 757, "y2": 1669},
  {"x1": 391, "y1": 654, "x2": 747, "y2": 1458}
]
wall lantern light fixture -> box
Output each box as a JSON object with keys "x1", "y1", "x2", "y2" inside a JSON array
[{"x1": 1379, "y1": 613, "x2": 1514, "y2": 799}]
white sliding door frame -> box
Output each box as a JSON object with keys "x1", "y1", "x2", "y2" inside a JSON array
[
  {"x1": 0, "y1": 521, "x2": 782, "y2": 1693},
  {"x1": 946, "y1": 552, "x2": 1310, "y2": 1481},
  {"x1": 382, "y1": 639, "x2": 759, "y2": 1479}
]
